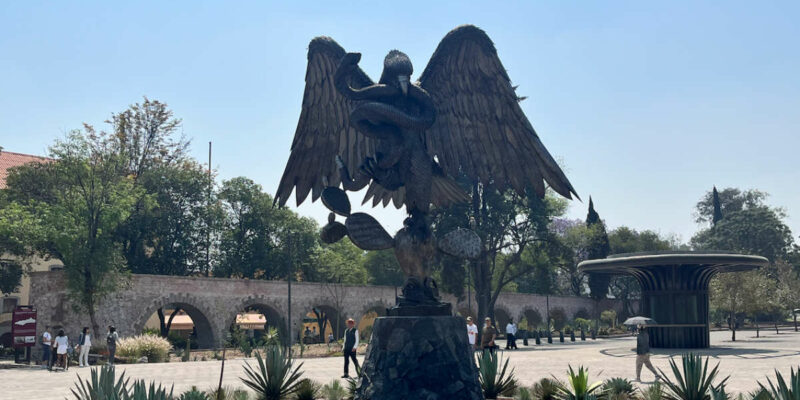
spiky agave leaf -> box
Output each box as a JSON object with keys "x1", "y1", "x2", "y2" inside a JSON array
[
  {"x1": 477, "y1": 350, "x2": 519, "y2": 399},
  {"x1": 658, "y1": 353, "x2": 729, "y2": 400},
  {"x1": 241, "y1": 345, "x2": 304, "y2": 400},
  {"x1": 70, "y1": 365, "x2": 129, "y2": 400},
  {"x1": 556, "y1": 365, "x2": 602, "y2": 400},
  {"x1": 758, "y1": 367, "x2": 800, "y2": 400}
]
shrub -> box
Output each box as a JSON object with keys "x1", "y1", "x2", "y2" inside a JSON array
[
  {"x1": 573, "y1": 318, "x2": 592, "y2": 330},
  {"x1": 600, "y1": 310, "x2": 617, "y2": 328},
  {"x1": 294, "y1": 379, "x2": 319, "y2": 400},
  {"x1": 241, "y1": 346, "x2": 304, "y2": 400},
  {"x1": 639, "y1": 381, "x2": 664, "y2": 400},
  {"x1": 532, "y1": 378, "x2": 562, "y2": 400},
  {"x1": 321, "y1": 380, "x2": 346, "y2": 400},
  {"x1": 573, "y1": 308, "x2": 591, "y2": 320},
  {"x1": 516, "y1": 387, "x2": 533, "y2": 400},
  {"x1": 550, "y1": 308, "x2": 568, "y2": 331},
  {"x1": 477, "y1": 349, "x2": 518, "y2": 399},
  {"x1": 117, "y1": 334, "x2": 172, "y2": 363},
  {"x1": 206, "y1": 386, "x2": 250, "y2": 400},
  {"x1": 179, "y1": 386, "x2": 209, "y2": 400},
  {"x1": 360, "y1": 325, "x2": 373, "y2": 342},
  {"x1": 601, "y1": 378, "x2": 635, "y2": 400},
  {"x1": 659, "y1": 353, "x2": 729, "y2": 400},
  {"x1": 129, "y1": 380, "x2": 174, "y2": 400}
]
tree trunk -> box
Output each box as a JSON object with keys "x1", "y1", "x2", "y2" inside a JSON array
[
  {"x1": 158, "y1": 308, "x2": 166, "y2": 336},
  {"x1": 88, "y1": 303, "x2": 100, "y2": 339},
  {"x1": 755, "y1": 316, "x2": 760, "y2": 338},
  {"x1": 730, "y1": 311, "x2": 736, "y2": 341},
  {"x1": 794, "y1": 314, "x2": 797, "y2": 332},
  {"x1": 774, "y1": 317, "x2": 779, "y2": 334}
]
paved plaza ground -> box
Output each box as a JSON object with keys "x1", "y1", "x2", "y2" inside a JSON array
[{"x1": 2, "y1": 330, "x2": 799, "y2": 399}]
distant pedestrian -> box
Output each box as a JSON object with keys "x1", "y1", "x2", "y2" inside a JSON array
[
  {"x1": 481, "y1": 317, "x2": 497, "y2": 353},
  {"x1": 77, "y1": 327, "x2": 91, "y2": 367},
  {"x1": 635, "y1": 326, "x2": 661, "y2": 381},
  {"x1": 106, "y1": 326, "x2": 118, "y2": 365},
  {"x1": 41, "y1": 326, "x2": 52, "y2": 367},
  {"x1": 466, "y1": 317, "x2": 478, "y2": 350},
  {"x1": 54, "y1": 329, "x2": 69, "y2": 370},
  {"x1": 328, "y1": 332, "x2": 335, "y2": 344},
  {"x1": 341, "y1": 318, "x2": 359, "y2": 378},
  {"x1": 505, "y1": 319, "x2": 518, "y2": 350}
]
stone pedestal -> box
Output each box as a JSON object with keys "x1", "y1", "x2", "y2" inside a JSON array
[{"x1": 355, "y1": 316, "x2": 483, "y2": 400}]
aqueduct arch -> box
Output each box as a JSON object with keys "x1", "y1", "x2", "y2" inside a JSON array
[
  {"x1": 134, "y1": 293, "x2": 217, "y2": 348},
  {"x1": 29, "y1": 271, "x2": 624, "y2": 348}
]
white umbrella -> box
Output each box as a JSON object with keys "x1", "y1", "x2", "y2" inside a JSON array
[{"x1": 623, "y1": 316, "x2": 657, "y2": 326}]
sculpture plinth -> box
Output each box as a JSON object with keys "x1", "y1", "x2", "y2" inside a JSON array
[
  {"x1": 579, "y1": 252, "x2": 768, "y2": 348},
  {"x1": 355, "y1": 316, "x2": 483, "y2": 400}
]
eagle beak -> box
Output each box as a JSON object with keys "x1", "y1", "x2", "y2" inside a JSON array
[{"x1": 398, "y1": 75, "x2": 409, "y2": 96}]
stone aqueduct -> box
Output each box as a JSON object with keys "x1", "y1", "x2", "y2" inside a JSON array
[{"x1": 29, "y1": 271, "x2": 623, "y2": 347}]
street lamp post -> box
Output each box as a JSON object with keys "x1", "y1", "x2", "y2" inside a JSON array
[{"x1": 287, "y1": 233, "x2": 293, "y2": 349}]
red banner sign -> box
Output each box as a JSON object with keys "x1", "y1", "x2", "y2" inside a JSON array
[{"x1": 11, "y1": 306, "x2": 37, "y2": 348}]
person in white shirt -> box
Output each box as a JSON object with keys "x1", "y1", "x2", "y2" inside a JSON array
[
  {"x1": 505, "y1": 319, "x2": 518, "y2": 350},
  {"x1": 41, "y1": 326, "x2": 52, "y2": 367},
  {"x1": 77, "y1": 327, "x2": 91, "y2": 367},
  {"x1": 54, "y1": 330, "x2": 69, "y2": 369},
  {"x1": 466, "y1": 317, "x2": 478, "y2": 350}
]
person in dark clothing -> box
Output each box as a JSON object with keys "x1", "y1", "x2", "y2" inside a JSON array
[
  {"x1": 341, "y1": 318, "x2": 360, "y2": 378},
  {"x1": 635, "y1": 326, "x2": 661, "y2": 381},
  {"x1": 106, "y1": 326, "x2": 118, "y2": 365},
  {"x1": 481, "y1": 317, "x2": 497, "y2": 353}
]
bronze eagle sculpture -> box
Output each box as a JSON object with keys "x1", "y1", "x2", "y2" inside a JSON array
[{"x1": 276, "y1": 25, "x2": 577, "y2": 312}]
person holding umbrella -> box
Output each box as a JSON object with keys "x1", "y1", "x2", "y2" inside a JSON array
[{"x1": 625, "y1": 316, "x2": 661, "y2": 382}]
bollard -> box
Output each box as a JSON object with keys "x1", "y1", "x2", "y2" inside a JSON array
[
  {"x1": 570, "y1": 330, "x2": 575, "y2": 342},
  {"x1": 559, "y1": 330, "x2": 564, "y2": 343},
  {"x1": 580, "y1": 328, "x2": 586, "y2": 341}
]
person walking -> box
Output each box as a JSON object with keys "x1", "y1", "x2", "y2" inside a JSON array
[
  {"x1": 41, "y1": 326, "x2": 52, "y2": 368},
  {"x1": 77, "y1": 327, "x2": 91, "y2": 367},
  {"x1": 106, "y1": 326, "x2": 118, "y2": 366},
  {"x1": 341, "y1": 318, "x2": 360, "y2": 378},
  {"x1": 481, "y1": 317, "x2": 497, "y2": 353},
  {"x1": 505, "y1": 318, "x2": 518, "y2": 350},
  {"x1": 635, "y1": 325, "x2": 661, "y2": 381},
  {"x1": 54, "y1": 329, "x2": 69, "y2": 370},
  {"x1": 466, "y1": 317, "x2": 478, "y2": 350}
]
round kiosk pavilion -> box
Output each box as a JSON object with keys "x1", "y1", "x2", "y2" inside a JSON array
[{"x1": 578, "y1": 252, "x2": 768, "y2": 348}]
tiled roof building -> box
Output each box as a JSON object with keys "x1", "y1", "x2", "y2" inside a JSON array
[{"x1": 0, "y1": 150, "x2": 49, "y2": 189}]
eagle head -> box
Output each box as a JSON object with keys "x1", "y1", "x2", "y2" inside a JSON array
[{"x1": 380, "y1": 50, "x2": 413, "y2": 95}]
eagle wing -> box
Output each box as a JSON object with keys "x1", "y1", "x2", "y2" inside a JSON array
[
  {"x1": 274, "y1": 37, "x2": 376, "y2": 207},
  {"x1": 418, "y1": 25, "x2": 579, "y2": 200}
]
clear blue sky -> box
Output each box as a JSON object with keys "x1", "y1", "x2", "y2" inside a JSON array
[{"x1": 2, "y1": 1, "x2": 798, "y2": 244}]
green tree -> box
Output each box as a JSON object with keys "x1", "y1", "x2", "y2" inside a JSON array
[
  {"x1": 0, "y1": 197, "x2": 45, "y2": 294},
  {"x1": 432, "y1": 180, "x2": 567, "y2": 328},
  {"x1": 691, "y1": 205, "x2": 793, "y2": 262},
  {"x1": 607, "y1": 226, "x2": 675, "y2": 318},
  {"x1": 216, "y1": 177, "x2": 317, "y2": 280},
  {"x1": 310, "y1": 238, "x2": 367, "y2": 284},
  {"x1": 694, "y1": 187, "x2": 766, "y2": 225},
  {"x1": 124, "y1": 160, "x2": 216, "y2": 276},
  {"x1": 8, "y1": 129, "x2": 140, "y2": 334},
  {"x1": 363, "y1": 249, "x2": 404, "y2": 287}
]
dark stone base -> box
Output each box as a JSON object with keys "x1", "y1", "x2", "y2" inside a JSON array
[{"x1": 355, "y1": 316, "x2": 483, "y2": 400}]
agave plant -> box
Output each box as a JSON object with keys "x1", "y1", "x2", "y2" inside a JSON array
[
  {"x1": 710, "y1": 383, "x2": 730, "y2": 400},
  {"x1": 294, "y1": 378, "x2": 320, "y2": 400},
  {"x1": 532, "y1": 378, "x2": 563, "y2": 400},
  {"x1": 321, "y1": 380, "x2": 346, "y2": 400},
  {"x1": 639, "y1": 381, "x2": 664, "y2": 400},
  {"x1": 128, "y1": 380, "x2": 174, "y2": 400},
  {"x1": 758, "y1": 367, "x2": 800, "y2": 400},
  {"x1": 658, "y1": 353, "x2": 729, "y2": 400},
  {"x1": 477, "y1": 350, "x2": 519, "y2": 399},
  {"x1": 748, "y1": 388, "x2": 772, "y2": 400},
  {"x1": 71, "y1": 365, "x2": 130, "y2": 400},
  {"x1": 556, "y1": 366, "x2": 602, "y2": 400},
  {"x1": 178, "y1": 386, "x2": 209, "y2": 400},
  {"x1": 601, "y1": 378, "x2": 635, "y2": 400},
  {"x1": 241, "y1": 345, "x2": 304, "y2": 400},
  {"x1": 516, "y1": 387, "x2": 533, "y2": 400}
]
